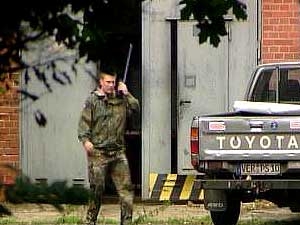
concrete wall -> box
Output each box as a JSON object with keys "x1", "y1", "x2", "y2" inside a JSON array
[{"x1": 142, "y1": 0, "x2": 182, "y2": 199}]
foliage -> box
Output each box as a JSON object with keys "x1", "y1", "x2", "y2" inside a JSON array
[
  {"x1": 5, "y1": 175, "x2": 91, "y2": 211},
  {"x1": 0, "y1": 0, "x2": 248, "y2": 126},
  {"x1": 0, "y1": 0, "x2": 247, "y2": 74},
  {"x1": 180, "y1": 0, "x2": 247, "y2": 47},
  {"x1": 0, "y1": 0, "x2": 141, "y2": 75}
]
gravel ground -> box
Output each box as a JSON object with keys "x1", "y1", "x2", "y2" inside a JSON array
[
  {"x1": 1, "y1": 201, "x2": 208, "y2": 223},
  {"x1": 1, "y1": 200, "x2": 300, "y2": 224}
]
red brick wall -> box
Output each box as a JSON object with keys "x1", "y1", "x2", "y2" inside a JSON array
[
  {"x1": 0, "y1": 73, "x2": 20, "y2": 185},
  {"x1": 262, "y1": 0, "x2": 300, "y2": 63}
]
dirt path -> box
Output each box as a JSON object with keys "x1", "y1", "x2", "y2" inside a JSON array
[{"x1": 1, "y1": 200, "x2": 300, "y2": 224}]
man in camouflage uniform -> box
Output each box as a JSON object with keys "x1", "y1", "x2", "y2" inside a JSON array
[{"x1": 78, "y1": 67, "x2": 140, "y2": 225}]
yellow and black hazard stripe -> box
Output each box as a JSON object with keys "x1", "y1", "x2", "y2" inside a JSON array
[{"x1": 149, "y1": 173, "x2": 204, "y2": 201}]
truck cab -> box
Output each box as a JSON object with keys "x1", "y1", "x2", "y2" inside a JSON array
[{"x1": 246, "y1": 62, "x2": 300, "y2": 104}]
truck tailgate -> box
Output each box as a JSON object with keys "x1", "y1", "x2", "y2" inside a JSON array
[{"x1": 199, "y1": 116, "x2": 300, "y2": 161}]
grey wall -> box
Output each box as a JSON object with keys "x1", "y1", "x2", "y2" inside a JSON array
[
  {"x1": 142, "y1": 0, "x2": 182, "y2": 199},
  {"x1": 21, "y1": 38, "x2": 96, "y2": 186}
]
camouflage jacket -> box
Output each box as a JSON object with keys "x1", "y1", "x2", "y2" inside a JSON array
[{"x1": 78, "y1": 90, "x2": 140, "y2": 151}]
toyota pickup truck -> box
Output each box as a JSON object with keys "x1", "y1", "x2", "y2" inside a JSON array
[{"x1": 190, "y1": 61, "x2": 300, "y2": 225}]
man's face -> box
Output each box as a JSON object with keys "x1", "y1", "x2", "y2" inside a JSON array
[{"x1": 99, "y1": 73, "x2": 116, "y2": 94}]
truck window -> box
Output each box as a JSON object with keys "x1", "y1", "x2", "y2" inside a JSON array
[
  {"x1": 251, "y1": 67, "x2": 300, "y2": 104},
  {"x1": 250, "y1": 69, "x2": 276, "y2": 102}
]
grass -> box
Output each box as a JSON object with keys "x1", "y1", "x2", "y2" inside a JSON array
[
  {"x1": 0, "y1": 218, "x2": 18, "y2": 225},
  {"x1": 55, "y1": 215, "x2": 83, "y2": 224},
  {"x1": 0, "y1": 200, "x2": 299, "y2": 225},
  {"x1": 134, "y1": 215, "x2": 212, "y2": 225},
  {"x1": 238, "y1": 219, "x2": 300, "y2": 225},
  {"x1": 0, "y1": 215, "x2": 299, "y2": 225}
]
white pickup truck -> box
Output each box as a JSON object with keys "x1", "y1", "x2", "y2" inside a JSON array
[{"x1": 190, "y1": 61, "x2": 300, "y2": 225}]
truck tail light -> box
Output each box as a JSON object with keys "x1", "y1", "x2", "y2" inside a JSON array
[
  {"x1": 190, "y1": 127, "x2": 199, "y2": 154},
  {"x1": 190, "y1": 126, "x2": 199, "y2": 167}
]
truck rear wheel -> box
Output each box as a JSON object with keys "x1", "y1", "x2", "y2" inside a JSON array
[{"x1": 210, "y1": 199, "x2": 241, "y2": 225}]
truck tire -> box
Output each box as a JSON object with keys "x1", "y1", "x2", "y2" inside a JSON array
[
  {"x1": 210, "y1": 199, "x2": 240, "y2": 225},
  {"x1": 290, "y1": 205, "x2": 300, "y2": 212}
]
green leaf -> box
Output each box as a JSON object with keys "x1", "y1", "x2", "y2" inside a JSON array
[
  {"x1": 0, "y1": 87, "x2": 6, "y2": 94},
  {"x1": 198, "y1": 26, "x2": 209, "y2": 44},
  {"x1": 209, "y1": 34, "x2": 221, "y2": 47},
  {"x1": 180, "y1": 0, "x2": 194, "y2": 20},
  {"x1": 233, "y1": 0, "x2": 248, "y2": 20}
]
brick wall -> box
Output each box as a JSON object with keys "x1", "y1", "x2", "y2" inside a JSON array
[
  {"x1": 0, "y1": 73, "x2": 20, "y2": 185},
  {"x1": 262, "y1": 0, "x2": 300, "y2": 63}
]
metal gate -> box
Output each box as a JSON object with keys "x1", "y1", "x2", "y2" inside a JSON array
[
  {"x1": 20, "y1": 39, "x2": 96, "y2": 186},
  {"x1": 142, "y1": 0, "x2": 258, "y2": 199},
  {"x1": 177, "y1": 2, "x2": 258, "y2": 173}
]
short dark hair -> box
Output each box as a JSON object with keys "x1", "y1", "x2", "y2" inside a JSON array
[
  {"x1": 99, "y1": 71, "x2": 116, "y2": 80},
  {"x1": 100, "y1": 60, "x2": 118, "y2": 76}
]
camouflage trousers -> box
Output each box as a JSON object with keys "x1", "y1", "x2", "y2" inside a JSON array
[{"x1": 86, "y1": 150, "x2": 134, "y2": 225}]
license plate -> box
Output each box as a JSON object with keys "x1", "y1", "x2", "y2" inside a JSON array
[{"x1": 241, "y1": 163, "x2": 280, "y2": 175}]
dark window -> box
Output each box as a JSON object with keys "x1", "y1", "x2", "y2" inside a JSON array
[{"x1": 251, "y1": 68, "x2": 300, "y2": 104}]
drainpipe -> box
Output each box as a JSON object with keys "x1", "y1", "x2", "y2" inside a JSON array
[{"x1": 166, "y1": 18, "x2": 178, "y2": 173}]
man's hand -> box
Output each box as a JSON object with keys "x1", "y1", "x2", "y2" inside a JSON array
[
  {"x1": 117, "y1": 82, "x2": 129, "y2": 95},
  {"x1": 83, "y1": 140, "x2": 94, "y2": 156}
]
